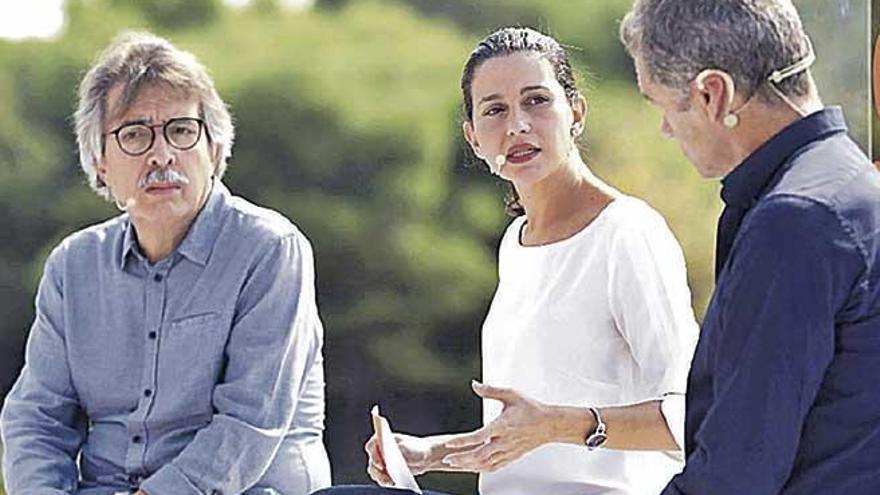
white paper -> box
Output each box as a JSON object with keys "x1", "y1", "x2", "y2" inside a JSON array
[{"x1": 371, "y1": 405, "x2": 422, "y2": 494}]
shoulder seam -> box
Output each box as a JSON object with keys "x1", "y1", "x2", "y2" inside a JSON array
[{"x1": 760, "y1": 193, "x2": 869, "y2": 270}]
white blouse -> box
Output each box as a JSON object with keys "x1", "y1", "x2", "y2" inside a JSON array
[{"x1": 480, "y1": 196, "x2": 699, "y2": 495}]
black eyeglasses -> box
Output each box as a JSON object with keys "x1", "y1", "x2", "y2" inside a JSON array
[{"x1": 105, "y1": 117, "x2": 206, "y2": 156}]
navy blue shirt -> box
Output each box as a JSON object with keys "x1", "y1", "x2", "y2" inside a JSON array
[{"x1": 663, "y1": 108, "x2": 880, "y2": 494}]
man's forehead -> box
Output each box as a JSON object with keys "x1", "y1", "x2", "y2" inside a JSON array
[
  {"x1": 106, "y1": 81, "x2": 197, "y2": 125},
  {"x1": 632, "y1": 59, "x2": 673, "y2": 102}
]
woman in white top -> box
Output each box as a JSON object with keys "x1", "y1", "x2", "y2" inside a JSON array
[{"x1": 313, "y1": 26, "x2": 698, "y2": 495}]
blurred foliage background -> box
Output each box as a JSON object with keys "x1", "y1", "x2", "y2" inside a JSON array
[{"x1": 0, "y1": 0, "x2": 868, "y2": 493}]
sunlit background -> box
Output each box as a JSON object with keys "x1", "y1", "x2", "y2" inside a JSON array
[{"x1": 0, "y1": 0, "x2": 869, "y2": 493}]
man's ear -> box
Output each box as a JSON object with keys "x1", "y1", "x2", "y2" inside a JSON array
[
  {"x1": 96, "y1": 159, "x2": 109, "y2": 186},
  {"x1": 210, "y1": 143, "x2": 223, "y2": 175},
  {"x1": 694, "y1": 69, "x2": 736, "y2": 125},
  {"x1": 462, "y1": 121, "x2": 484, "y2": 159}
]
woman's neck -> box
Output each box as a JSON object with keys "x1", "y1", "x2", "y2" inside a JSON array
[{"x1": 517, "y1": 157, "x2": 618, "y2": 246}]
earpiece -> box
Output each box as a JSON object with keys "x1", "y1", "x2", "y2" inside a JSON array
[
  {"x1": 723, "y1": 114, "x2": 739, "y2": 128},
  {"x1": 492, "y1": 154, "x2": 507, "y2": 174},
  {"x1": 695, "y1": 69, "x2": 739, "y2": 129},
  {"x1": 114, "y1": 196, "x2": 137, "y2": 212}
]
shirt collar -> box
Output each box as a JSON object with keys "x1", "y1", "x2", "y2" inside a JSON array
[
  {"x1": 175, "y1": 180, "x2": 228, "y2": 266},
  {"x1": 720, "y1": 107, "x2": 848, "y2": 208},
  {"x1": 120, "y1": 218, "x2": 139, "y2": 269},
  {"x1": 118, "y1": 179, "x2": 228, "y2": 269}
]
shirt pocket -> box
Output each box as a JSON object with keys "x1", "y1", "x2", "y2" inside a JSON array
[
  {"x1": 156, "y1": 311, "x2": 230, "y2": 410},
  {"x1": 170, "y1": 311, "x2": 222, "y2": 329}
]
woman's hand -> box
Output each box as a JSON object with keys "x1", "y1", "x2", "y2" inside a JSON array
[
  {"x1": 365, "y1": 429, "x2": 434, "y2": 485},
  {"x1": 441, "y1": 381, "x2": 587, "y2": 473}
]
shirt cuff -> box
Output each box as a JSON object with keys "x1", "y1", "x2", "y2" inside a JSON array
[
  {"x1": 660, "y1": 393, "x2": 686, "y2": 453},
  {"x1": 140, "y1": 463, "x2": 204, "y2": 495}
]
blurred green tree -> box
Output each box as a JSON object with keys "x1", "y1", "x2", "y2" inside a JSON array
[{"x1": 109, "y1": 0, "x2": 223, "y2": 30}]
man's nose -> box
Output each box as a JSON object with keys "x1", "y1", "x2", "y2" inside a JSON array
[{"x1": 147, "y1": 135, "x2": 175, "y2": 168}]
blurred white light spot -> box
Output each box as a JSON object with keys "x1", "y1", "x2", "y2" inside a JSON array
[
  {"x1": 0, "y1": 0, "x2": 65, "y2": 40},
  {"x1": 0, "y1": 0, "x2": 315, "y2": 40}
]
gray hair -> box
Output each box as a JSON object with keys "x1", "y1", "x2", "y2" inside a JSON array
[
  {"x1": 74, "y1": 31, "x2": 234, "y2": 200},
  {"x1": 620, "y1": 0, "x2": 813, "y2": 104}
]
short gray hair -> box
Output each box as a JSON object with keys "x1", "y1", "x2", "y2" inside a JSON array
[
  {"x1": 74, "y1": 31, "x2": 234, "y2": 200},
  {"x1": 620, "y1": 0, "x2": 813, "y2": 103}
]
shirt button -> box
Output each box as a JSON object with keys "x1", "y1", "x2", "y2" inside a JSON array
[
  {"x1": 148, "y1": 331, "x2": 157, "y2": 340},
  {"x1": 132, "y1": 435, "x2": 142, "y2": 443},
  {"x1": 144, "y1": 389, "x2": 152, "y2": 397},
  {"x1": 153, "y1": 273, "x2": 163, "y2": 282}
]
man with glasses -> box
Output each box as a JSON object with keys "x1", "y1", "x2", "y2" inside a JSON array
[{"x1": 0, "y1": 32, "x2": 331, "y2": 495}]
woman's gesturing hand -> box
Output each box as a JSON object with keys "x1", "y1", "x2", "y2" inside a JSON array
[{"x1": 441, "y1": 381, "x2": 582, "y2": 473}]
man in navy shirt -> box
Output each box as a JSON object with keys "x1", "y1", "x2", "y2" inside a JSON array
[{"x1": 617, "y1": 0, "x2": 880, "y2": 493}]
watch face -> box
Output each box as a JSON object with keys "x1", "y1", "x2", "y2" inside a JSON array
[{"x1": 586, "y1": 432, "x2": 608, "y2": 450}]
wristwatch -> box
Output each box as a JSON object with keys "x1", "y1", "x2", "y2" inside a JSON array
[{"x1": 584, "y1": 407, "x2": 608, "y2": 451}]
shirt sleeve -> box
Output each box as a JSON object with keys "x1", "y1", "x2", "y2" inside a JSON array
[
  {"x1": 660, "y1": 393, "x2": 686, "y2": 453},
  {"x1": 607, "y1": 204, "x2": 700, "y2": 449},
  {"x1": 0, "y1": 247, "x2": 87, "y2": 494},
  {"x1": 141, "y1": 232, "x2": 325, "y2": 495},
  {"x1": 662, "y1": 196, "x2": 862, "y2": 495}
]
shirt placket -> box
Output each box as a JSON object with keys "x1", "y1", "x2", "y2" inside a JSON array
[{"x1": 125, "y1": 257, "x2": 171, "y2": 484}]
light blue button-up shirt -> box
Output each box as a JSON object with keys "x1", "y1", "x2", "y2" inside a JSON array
[{"x1": 1, "y1": 181, "x2": 330, "y2": 495}]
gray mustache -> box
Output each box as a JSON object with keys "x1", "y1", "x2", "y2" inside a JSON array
[{"x1": 138, "y1": 168, "x2": 190, "y2": 189}]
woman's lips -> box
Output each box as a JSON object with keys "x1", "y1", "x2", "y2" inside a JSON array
[{"x1": 506, "y1": 145, "x2": 541, "y2": 164}]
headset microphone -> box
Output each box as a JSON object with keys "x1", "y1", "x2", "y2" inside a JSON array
[{"x1": 493, "y1": 154, "x2": 507, "y2": 173}]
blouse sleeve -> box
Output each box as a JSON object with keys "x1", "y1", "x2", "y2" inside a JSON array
[{"x1": 606, "y1": 202, "x2": 699, "y2": 449}]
